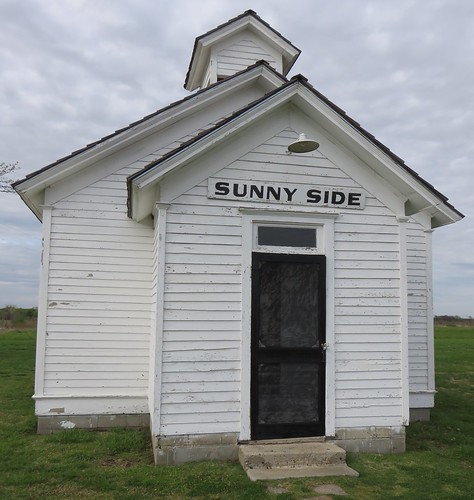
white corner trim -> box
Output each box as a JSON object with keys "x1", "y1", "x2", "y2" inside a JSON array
[
  {"x1": 240, "y1": 214, "x2": 253, "y2": 441},
  {"x1": 35, "y1": 206, "x2": 53, "y2": 398},
  {"x1": 424, "y1": 229, "x2": 435, "y2": 391},
  {"x1": 150, "y1": 203, "x2": 169, "y2": 436},
  {"x1": 398, "y1": 217, "x2": 410, "y2": 425},
  {"x1": 324, "y1": 216, "x2": 336, "y2": 437}
]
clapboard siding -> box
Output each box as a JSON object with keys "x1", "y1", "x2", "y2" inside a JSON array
[
  {"x1": 337, "y1": 378, "x2": 401, "y2": 390},
  {"x1": 406, "y1": 220, "x2": 430, "y2": 391},
  {"x1": 160, "y1": 193, "x2": 243, "y2": 434},
  {"x1": 217, "y1": 40, "x2": 276, "y2": 76},
  {"x1": 157, "y1": 127, "x2": 404, "y2": 434},
  {"x1": 160, "y1": 194, "x2": 242, "y2": 433},
  {"x1": 44, "y1": 161, "x2": 154, "y2": 396},
  {"x1": 337, "y1": 337, "x2": 400, "y2": 346},
  {"x1": 41, "y1": 100, "x2": 243, "y2": 402}
]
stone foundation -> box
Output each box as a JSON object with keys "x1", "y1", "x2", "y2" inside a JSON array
[
  {"x1": 37, "y1": 417, "x2": 406, "y2": 460},
  {"x1": 37, "y1": 413, "x2": 149, "y2": 434},
  {"x1": 151, "y1": 427, "x2": 406, "y2": 465},
  {"x1": 333, "y1": 426, "x2": 406, "y2": 453},
  {"x1": 152, "y1": 433, "x2": 240, "y2": 465}
]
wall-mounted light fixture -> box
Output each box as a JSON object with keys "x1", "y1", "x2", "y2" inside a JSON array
[{"x1": 287, "y1": 133, "x2": 319, "y2": 153}]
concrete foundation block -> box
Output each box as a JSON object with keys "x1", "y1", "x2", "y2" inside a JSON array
[
  {"x1": 152, "y1": 433, "x2": 240, "y2": 465},
  {"x1": 37, "y1": 413, "x2": 149, "y2": 434},
  {"x1": 333, "y1": 426, "x2": 406, "y2": 453}
]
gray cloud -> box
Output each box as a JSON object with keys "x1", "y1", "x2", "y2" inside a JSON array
[{"x1": 1, "y1": 0, "x2": 472, "y2": 315}]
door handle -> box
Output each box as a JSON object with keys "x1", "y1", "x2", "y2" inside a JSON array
[{"x1": 320, "y1": 342, "x2": 328, "y2": 362}]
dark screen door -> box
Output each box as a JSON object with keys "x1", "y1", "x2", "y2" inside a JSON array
[{"x1": 251, "y1": 253, "x2": 326, "y2": 440}]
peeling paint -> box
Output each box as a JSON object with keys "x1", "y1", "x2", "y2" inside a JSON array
[
  {"x1": 49, "y1": 407, "x2": 65, "y2": 414},
  {"x1": 48, "y1": 301, "x2": 58, "y2": 307},
  {"x1": 59, "y1": 420, "x2": 76, "y2": 429}
]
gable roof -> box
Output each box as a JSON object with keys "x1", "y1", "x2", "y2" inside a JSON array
[
  {"x1": 184, "y1": 10, "x2": 301, "y2": 91},
  {"x1": 13, "y1": 61, "x2": 286, "y2": 220},
  {"x1": 129, "y1": 73, "x2": 464, "y2": 228},
  {"x1": 14, "y1": 42, "x2": 463, "y2": 229}
]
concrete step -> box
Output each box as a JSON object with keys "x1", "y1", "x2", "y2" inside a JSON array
[
  {"x1": 239, "y1": 441, "x2": 359, "y2": 481},
  {"x1": 239, "y1": 442, "x2": 346, "y2": 468}
]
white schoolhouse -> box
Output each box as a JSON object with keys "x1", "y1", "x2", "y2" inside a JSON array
[{"x1": 15, "y1": 10, "x2": 463, "y2": 464}]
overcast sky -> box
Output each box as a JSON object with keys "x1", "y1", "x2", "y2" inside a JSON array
[{"x1": 0, "y1": 0, "x2": 472, "y2": 316}]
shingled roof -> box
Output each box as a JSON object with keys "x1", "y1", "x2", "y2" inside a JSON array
[
  {"x1": 15, "y1": 59, "x2": 463, "y2": 225},
  {"x1": 13, "y1": 61, "x2": 285, "y2": 190},
  {"x1": 128, "y1": 70, "x2": 464, "y2": 222}
]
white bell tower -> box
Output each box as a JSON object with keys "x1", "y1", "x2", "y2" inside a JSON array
[{"x1": 184, "y1": 10, "x2": 301, "y2": 91}]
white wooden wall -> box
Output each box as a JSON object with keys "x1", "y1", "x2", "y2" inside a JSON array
[
  {"x1": 39, "y1": 124, "x2": 426, "y2": 431},
  {"x1": 334, "y1": 205, "x2": 402, "y2": 428},
  {"x1": 160, "y1": 200, "x2": 242, "y2": 435},
  {"x1": 406, "y1": 220, "x2": 433, "y2": 403},
  {"x1": 217, "y1": 40, "x2": 277, "y2": 78},
  {"x1": 44, "y1": 164, "x2": 154, "y2": 397},
  {"x1": 35, "y1": 79, "x2": 272, "y2": 415},
  {"x1": 159, "y1": 128, "x2": 405, "y2": 436}
]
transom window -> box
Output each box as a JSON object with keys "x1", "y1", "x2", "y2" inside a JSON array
[{"x1": 256, "y1": 225, "x2": 318, "y2": 249}]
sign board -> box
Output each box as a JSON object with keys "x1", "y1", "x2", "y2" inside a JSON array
[{"x1": 208, "y1": 178, "x2": 366, "y2": 209}]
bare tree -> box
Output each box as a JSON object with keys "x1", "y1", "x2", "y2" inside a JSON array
[{"x1": 0, "y1": 162, "x2": 19, "y2": 193}]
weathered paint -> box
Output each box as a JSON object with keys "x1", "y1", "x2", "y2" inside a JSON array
[
  {"x1": 15, "y1": 10, "x2": 461, "y2": 462},
  {"x1": 156, "y1": 126, "x2": 406, "y2": 438}
]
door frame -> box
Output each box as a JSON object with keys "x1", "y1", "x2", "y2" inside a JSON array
[
  {"x1": 240, "y1": 209, "x2": 337, "y2": 441},
  {"x1": 250, "y1": 252, "x2": 327, "y2": 440}
]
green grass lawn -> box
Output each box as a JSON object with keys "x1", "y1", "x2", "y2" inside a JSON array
[{"x1": 0, "y1": 327, "x2": 472, "y2": 499}]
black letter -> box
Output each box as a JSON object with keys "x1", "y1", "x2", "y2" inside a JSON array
[
  {"x1": 307, "y1": 189, "x2": 322, "y2": 203},
  {"x1": 331, "y1": 191, "x2": 345, "y2": 205},
  {"x1": 348, "y1": 192, "x2": 361, "y2": 206},
  {"x1": 233, "y1": 183, "x2": 248, "y2": 197},
  {"x1": 266, "y1": 186, "x2": 281, "y2": 200},
  {"x1": 215, "y1": 181, "x2": 229, "y2": 196},
  {"x1": 283, "y1": 187, "x2": 298, "y2": 202},
  {"x1": 250, "y1": 184, "x2": 265, "y2": 199}
]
